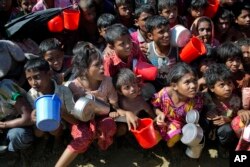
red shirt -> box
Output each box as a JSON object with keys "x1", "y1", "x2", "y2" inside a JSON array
[{"x1": 103, "y1": 42, "x2": 148, "y2": 77}]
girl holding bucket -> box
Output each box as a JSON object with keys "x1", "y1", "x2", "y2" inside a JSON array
[
  {"x1": 55, "y1": 42, "x2": 118, "y2": 167},
  {"x1": 151, "y1": 63, "x2": 203, "y2": 149}
]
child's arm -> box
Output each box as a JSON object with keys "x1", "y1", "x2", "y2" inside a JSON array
[
  {"x1": 154, "y1": 108, "x2": 166, "y2": 127},
  {"x1": 61, "y1": 108, "x2": 80, "y2": 125}
]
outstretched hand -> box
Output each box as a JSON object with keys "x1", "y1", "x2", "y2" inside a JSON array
[{"x1": 125, "y1": 112, "x2": 139, "y2": 131}]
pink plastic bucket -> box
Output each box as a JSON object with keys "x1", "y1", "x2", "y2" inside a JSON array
[
  {"x1": 131, "y1": 118, "x2": 161, "y2": 149},
  {"x1": 63, "y1": 9, "x2": 80, "y2": 30},
  {"x1": 180, "y1": 37, "x2": 206, "y2": 63},
  {"x1": 204, "y1": 0, "x2": 219, "y2": 18},
  {"x1": 48, "y1": 15, "x2": 64, "y2": 32},
  {"x1": 133, "y1": 61, "x2": 158, "y2": 81}
]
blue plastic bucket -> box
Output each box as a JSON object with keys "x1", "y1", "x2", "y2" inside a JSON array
[{"x1": 35, "y1": 94, "x2": 61, "y2": 132}]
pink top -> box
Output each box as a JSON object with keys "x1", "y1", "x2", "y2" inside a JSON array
[{"x1": 32, "y1": 0, "x2": 78, "y2": 12}]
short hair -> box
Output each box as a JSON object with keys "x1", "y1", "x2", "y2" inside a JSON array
[
  {"x1": 232, "y1": 2, "x2": 250, "y2": 18},
  {"x1": 204, "y1": 63, "x2": 232, "y2": 89},
  {"x1": 113, "y1": 68, "x2": 137, "y2": 91},
  {"x1": 236, "y1": 38, "x2": 250, "y2": 47},
  {"x1": 24, "y1": 58, "x2": 50, "y2": 72},
  {"x1": 115, "y1": 0, "x2": 132, "y2": 7},
  {"x1": 145, "y1": 15, "x2": 169, "y2": 33},
  {"x1": 134, "y1": 4, "x2": 155, "y2": 19},
  {"x1": 213, "y1": 7, "x2": 233, "y2": 24},
  {"x1": 167, "y1": 62, "x2": 196, "y2": 84},
  {"x1": 104, "y1": 23, "x2": 129, "y2": 45},
  {"x1": 189, "y1": 0, "x2": 208, "y2": 9},
  {"x1": 72, "y1": 41, "x2": 102, "y2": 77},
  {"x1": 39, "y1": 38, "x2": 63, "y2": 56},
  {"x1": 158, "y1": 0, "x2": 178, "y2": 12},
  {"x1": 97, "y1": 13, "x2": 116, "y2": 29},
  {"x1": 79, "y1": 0, "x2": 96, "y2": 10},
  {"x1": 216, "y1": 42, "x2": 243, "y2": 63}
]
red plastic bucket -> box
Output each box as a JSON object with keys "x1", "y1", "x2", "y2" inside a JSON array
[
  {"x1": 134, "y1": 61, "x2": 158, "y2": 81},
  {"x1": 47, "y1": 15, "x2": 64, "y2": 32},
  {"x1": 180, "y1": 36, "x2": 206, "y2": 63},
  {"x1": 63, "y1": 9, "x2": 80, "y2": 30},
  {"x1": 204, "y1": 0, "x2": 219, "y2": 18},
  {"x1": 131, "y1": 118, "x2": 161, "y2": 149}
]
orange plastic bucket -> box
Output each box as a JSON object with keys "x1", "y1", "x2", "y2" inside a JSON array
[
  {"x1": 63, "y1": 9, "x2": 80, "y2": 30},
  {"x1": 133, "y1": 61, "x2": 158, "y2": 81},
  {"x1": 204, "y1": 0, "x2": 219, "y2": 18},
  {"x1": 180, "y1": 36, "x2": 206, "y2": 63},
  {"x1": 47, "y1": 15, "x2": 64, "y2": 32},
  {"x1": 131, "y1": 118, "x2": 161, "y2": 149}
]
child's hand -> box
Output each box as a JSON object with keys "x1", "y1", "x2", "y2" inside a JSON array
[
  {"x1": 139, "y1": 42, "x2": 148, "y2": 55},
  {"x1": 210, "y1": 116, "x2": 231, "y2": 126},
  {"x1": 238, "y1": 110, "x2": 250, "y2": 124},
  {"x1": 156, "y1": 112, "x2": 166, "y2": 127},
  {"x1": 109, "y1": 111, "x2": 119, "y2": 118},
  {"x1": 125, "y1": 112, "x2": 139, "y2": 131}
]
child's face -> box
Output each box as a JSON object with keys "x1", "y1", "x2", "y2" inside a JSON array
[
  {"x1": 117, "y1": 5, "x2": 132, "y2": 19},
  {"x1": 112, "y1": 34, "x2": 132, "y2": 59},
  {"x1": 120, "y1": 80, "x2": 140, "y2": 99},
  {"x1": 135, "y1": 12, "x2": 153, "y2": 32},
  {"x1": 210, "y1": 80, "x2": 234, "y2": 99},
  {"x1": 82, "y1": 7, "x2": 96, "y2": 23},
  {"x1": 160, "y1": 6, "x2": 178, "y2": 24},
  {"x1": 148, "y1": 25, "x2": 170, "y2": 47},
  {"x1": 216, "y1": 18, "x2": 230, "y2": 34},
  {"x1": 241, "y1": 45, "x2": 250, "y2": 65},
  {"x1": 43, "y1": 49, "x2": 64, "y2": 71},
  {"x1": 21, "y1": 0, "x2": 32, "y2": 13},
  {"x1": 86, "y1": 58, "x2": 104, "y2": 81},
  {"x1": 173, "y1": 72, "x2": 198, "y2": 99},
  {"x1": 197, "y1": 21, "x2": 212, "y2": 44},
  {"x1": 199, "y1": 58, "x2": 215, "y2": 74},
  {"x1": 190, "y1": 8, "x2": 204, "y2": 19},
  {"x1": 25, "y1": 70, "x2": 51, "y2": 93},
  {"x1": 225, "y1": 57, "x2": 241, "y2": 73},
  {"x1": 235, "y1": 9, "x2": 250, "y2": 28}
]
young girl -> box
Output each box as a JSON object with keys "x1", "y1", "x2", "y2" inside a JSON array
[
  {"x1": 190, "y1": 16, "x2": 220, "y2": 48},
  {"x1": 55, "y1": 42, "x2": 117, "y2": 167},
  {"x1": 152, "y1": 62, "x2": 203, "y2": 148}
]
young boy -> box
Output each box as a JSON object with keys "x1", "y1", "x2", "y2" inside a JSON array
[
  {"x1": 236, "y1": 38, "x2": 250, "y2": 73},
  {"x1": 158, "y1": 0, "x2": 187, "y2": 28},
  {"x1": 110, "y1": 68, "x2": 155, "y2": 135},
  {"x1": 145, "y1": 15, "x2": 178, "y2": 90},
  {"x1": 103, "y1": 23, "x2": 148, "y2": 77},
  {"x1": 24, "y1": 58, "x2": 78, "y2": 142},
  {"x1": 39, "y1": 38, "x2": 72, "y2": 85},
  {"x1": 203, "y1": 63, "x2": 240, "y2": 158}
]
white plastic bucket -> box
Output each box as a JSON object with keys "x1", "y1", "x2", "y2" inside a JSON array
[{"x1": 170, "y1": 25, "x2": 191, "y2": 47}]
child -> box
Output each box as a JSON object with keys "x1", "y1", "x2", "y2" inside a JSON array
[
  {"x1": 24, "y1": 58, "x2": 77, "y2": 142},
  {"x1": 17, "y1": 0, "x2": 34, "y2": 16},
  {"x1": 203, "y1": 63, "x2": 240, "y2": 158},
  {"x1": 97, "y1": 13, "x2": 116, "y2": 51},
  {"x1": 158, "y1": 0, "x2": 187, "y2": 28},
  {"x1": 103, "y1": 23, "x2": 148, "y2": 77},
  {"x1": 152, "y1": 62, "x2": 203, "y2": 153},
  {"x1": 236, "y1": 38, "x2": 250, "y2": 73},
  {"x1": 114, "y1": 0, "x2": 136, "y2": 33},
  {"x1": 0, "y1": 40, "x2": 34, "y2": 164},
  {"x1": 145, "y1": 15, "x2": 179, "y2": 90},
  {"x1": 190, "y1": 16, "x2": 220, "y2": 48},
  {"x1": 110, "y1": 68, "x2": 155, "y2": 135},
  {"x1": 55, "y1": 42, "x2": 117, "y2": 167},
  {"x1": 216, "y1": 41, "x2": 250, "y2": 96},
  {"x1": 39, "y1": 38, "x2": 72, "y2": 85}
]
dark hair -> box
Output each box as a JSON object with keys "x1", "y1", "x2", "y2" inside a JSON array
[
  {"x1": 97, "y1": 13, "x2": 116, "y2": 29},
  {"x1": 145, "y1": 15, "x2": 169, "y2": 33},
  {"x1": 115, "y1": 0, "x2": 132, "y2": 7},
  {"x1": 134, "y1": 4, "x2": 155, "y2": 19},
  {"x1": 189, "y1": 0, "x2": 208, "y2": 9},
  {"x1": 72, "y1": 41, "x2": 102, "y2": 77},
  {"x1": 158, "y1": 0, "x2": 177, "y2": 12},
  {"x1": 196, "y1": 17, "x2": 211, "y2": 31},
  {"x1": 232, "y1": 2, "x2": 250, "y2": 18},
  {"x1": 204, "y1": 63, "x2": 232, "y2": 88},
  {"x1": 79, "y1": 0, "x2": 96, "y2": 10},
  {"x1": 39, "y1": 38, "x2": 63, "y2": 56},
  {"x1": 236, "y1": 38, "x2": 250, "y2": 47},
  {"x1": 104, "y1": 23, "x2": 129, "y2": 45},
  {"x1": 213, "y1": 7, "x2": 233, "y2": 24},
  {"x1": 113, "y1": 68, "x2": 137, "y2": 91},
  {"x1": 216, "y1": 41, "x2": 243, "y2": 63},
  {"x1": 24, "y1": 58, "x2": 50, "y2": 72},
  {"x1": 167, "y1": 62, "x2": 196, "y2": 84}
]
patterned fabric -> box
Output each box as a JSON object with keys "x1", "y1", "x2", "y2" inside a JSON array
[
  {"x1": 151, "y1": 87, "x2": 203, "y2": 141},
  {"x1": 0, "y1": 79, "x2": 26, "y2": 120}
]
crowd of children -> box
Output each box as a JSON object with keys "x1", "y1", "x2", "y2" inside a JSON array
[{"x1": 1, "y1": 0, "x2": 250, "y2": 166}]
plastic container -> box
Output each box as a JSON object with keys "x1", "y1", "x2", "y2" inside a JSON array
[
  {"x1": 35, "y1": 94, "x2": 61, "y2": 132},
  {"x1": 47, "y1": 15, "x2": 64, "y2": 32},
  {"x1": 133, "y1": 60, "x2": 158, "y2": 81},
  {"x1": 63, "y1": 9, "x2": 80, "y2": 30},
  {"x1": 180, "y1": 36, "x2": 206, "y2": 63},
  {"x1": 181, "y1": 123, "x2": 203, "y2": 146},
  {"x1": 186, "y1": 109, "x2": 200, "y2": 124},
  {"x1": 243, "y1": 124, "x2": 250, "y2": 142},
  {"x1": 170, "y1": 25, "x2": 191, "y2": 47},
  {"x1": 131, "y1": 118, "x2": 161, "y2": 149},
  {"x1": 204, "y1": 0, "x2": 219, "y2": 18}
]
